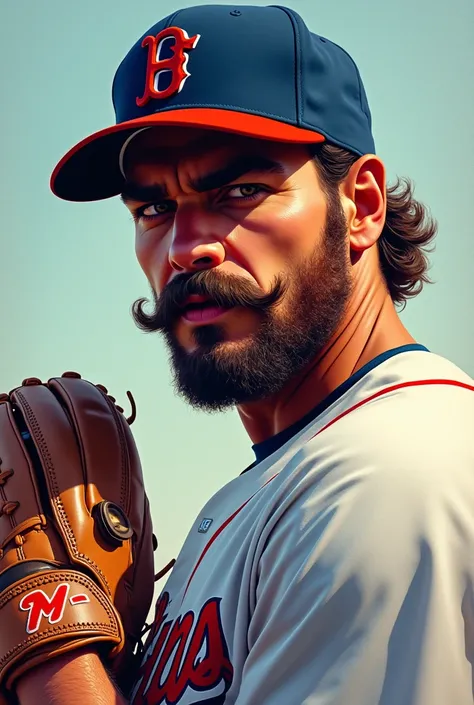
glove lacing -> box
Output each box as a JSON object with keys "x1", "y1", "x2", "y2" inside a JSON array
[{"x1": 135, "y1": 556, "x2": 176, "y2": 657}]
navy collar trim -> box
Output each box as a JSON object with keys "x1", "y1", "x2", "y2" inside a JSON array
[{"x1": 246, "y1": 344, "x2": 429, "y2": 468}]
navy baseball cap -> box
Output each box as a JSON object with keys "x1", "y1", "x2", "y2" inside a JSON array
[{"x1": 51, "y1": 4, "x2": 375, "y2": 202}]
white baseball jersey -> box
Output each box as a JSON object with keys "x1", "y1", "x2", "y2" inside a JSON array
[{"x1": 131, "y1": 344, "x2": 474, "y2": 705}]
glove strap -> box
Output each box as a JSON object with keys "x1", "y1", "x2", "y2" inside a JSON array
[{"x1": 0, "y1": 567, "x2": 123, "y2": 690}]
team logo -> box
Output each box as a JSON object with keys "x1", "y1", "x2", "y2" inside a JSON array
[
  {"x1": 131, "y1": 592, "x2": 233, "y2": 704},
  {"x1": 19, "y1": 583, "x2": 90, "y2": 634},
  {"x1": 198, "y1": 518, "x2": 213, "y2": 533},
  {"x1": 136, "y1": 27, "x2": 201, "y2": 106}
]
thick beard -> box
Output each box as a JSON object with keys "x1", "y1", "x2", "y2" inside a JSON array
[{"x1": 132, "y1": 193, "x2": 352, "y2": 412}]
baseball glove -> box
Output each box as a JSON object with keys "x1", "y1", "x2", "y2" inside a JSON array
[{"x1": 0, "y1": 372, "x2": 156, "y2": 700}]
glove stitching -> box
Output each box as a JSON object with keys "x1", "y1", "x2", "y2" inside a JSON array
[
  {"x1": 16, "y1": 391, "x2": 110, "y2": 592},
  {"x1": 0, "y1": 377, "x2": 153, "y2": 685},
  {"x1": 0, "y1": 622, "x2": 119, "y2": 667},
  {"x1": 0, "y1": 470, "x2": 22, "y2": 562},
  {"x1": 0, "y1": 570, "x2": 119, "y2": 667},
  {"x1": 99, "y1": 391, "x2": 129, "y2": 513},
  {"x1": 0, "y1": 570, "x2": 114, "y2": 611}
]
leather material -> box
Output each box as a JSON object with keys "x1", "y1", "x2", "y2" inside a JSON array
[
  {"x1": 0, "y1": 568, "x2": 123, "y2": 689},
  {"x1": 0, "y1": 561, "x2": 56, "y2": 593},
  {"x1": 0, "y1": 374, "x2": 155, "y2": 696}
]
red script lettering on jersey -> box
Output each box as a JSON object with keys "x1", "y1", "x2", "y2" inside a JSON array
[{"x1": 133, "y1": 591, "x2": 234, "y2": 704}]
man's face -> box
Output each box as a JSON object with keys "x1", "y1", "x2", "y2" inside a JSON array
[{"x1": 121, "y1": 127, "x2": 352, "y2": 410}]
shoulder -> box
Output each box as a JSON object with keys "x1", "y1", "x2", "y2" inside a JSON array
[
  {"x1": 266, "y1": 351, "x2": 474, "y2": 552},
  {"x1": 305, "y1": 349, "x2": 474, "y2": 470}
]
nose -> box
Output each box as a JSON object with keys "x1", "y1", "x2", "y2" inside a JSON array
[{"x1": 169, "y1": 205, "x2": 226, "y2": 273}]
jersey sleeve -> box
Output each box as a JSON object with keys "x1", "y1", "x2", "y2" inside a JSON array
[{"x1": 236, "y1": 389, "x2": 474, "y2": 705}]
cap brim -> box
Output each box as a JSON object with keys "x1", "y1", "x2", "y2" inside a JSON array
[{"x1": 50, "y1": 108, "x2": 325, "y2": 202}]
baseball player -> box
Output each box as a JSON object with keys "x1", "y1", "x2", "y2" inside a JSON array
[{"x1": 5, "y1": 4, "x2": 474, "y2": 705}]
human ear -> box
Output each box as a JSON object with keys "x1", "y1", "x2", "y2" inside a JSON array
[{"x1": 340, "y1": 155, "x2": 386, "y2": 252}]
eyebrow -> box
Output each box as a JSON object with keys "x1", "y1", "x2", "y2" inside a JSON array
[{"x1": 120, "y1": 155, "x2": 286, "y2": 205}]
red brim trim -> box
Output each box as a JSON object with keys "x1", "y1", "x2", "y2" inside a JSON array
[{"x1": 50, "y1": 108, "x2": 325, "y2": 202}]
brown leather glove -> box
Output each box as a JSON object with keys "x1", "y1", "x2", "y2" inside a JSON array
[{"x1": 0, "y1": 373, "x2": 155, "y2": 699}]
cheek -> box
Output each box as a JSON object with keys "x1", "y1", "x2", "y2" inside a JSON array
[
  {"x1": 230, "y1": 196, "x2": 327, "y2": 284},
  {"x1": 276, "y1": 194, "x2": 327, "y2": 256}
]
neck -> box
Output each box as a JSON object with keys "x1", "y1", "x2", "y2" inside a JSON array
[{"x1": 237, "y1": 272, "x2": 416, "y2": 445}]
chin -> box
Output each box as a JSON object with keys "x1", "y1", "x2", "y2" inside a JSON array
[{"x1": 176, "y1": 318, "x2": 259, "y2": 352}]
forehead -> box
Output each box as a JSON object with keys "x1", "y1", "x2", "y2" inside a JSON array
[{"x1": 123, "y1": 126, "x2": 312, "y2": 176}]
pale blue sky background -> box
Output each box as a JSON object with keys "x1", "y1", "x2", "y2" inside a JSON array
[{"x1": 1, "y1": 0, "x2": 473, "y2": 578}]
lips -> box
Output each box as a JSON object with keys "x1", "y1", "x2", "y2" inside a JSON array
[{"x1": 180, "y1": 295, "x2": 229, "y2": 324}]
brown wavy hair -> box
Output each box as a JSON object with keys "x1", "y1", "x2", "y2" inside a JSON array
[{"x1": 311, "y1": 143, "x2": 437, "y2": 309}]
